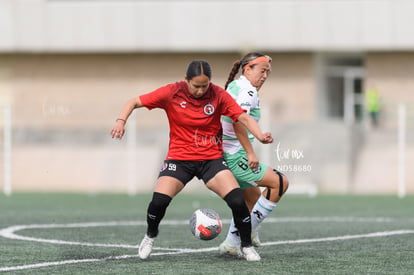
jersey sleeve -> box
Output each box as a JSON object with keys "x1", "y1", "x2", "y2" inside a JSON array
[
  {"x1": 220, "y1": 89, "x2": 245, "y2": 122},
  {"x1": 235, "y1": 88, "x2": 257, "y2": 115},
  {"x1": 139, "y1": 84, "x2": 172, "y2": 110}
]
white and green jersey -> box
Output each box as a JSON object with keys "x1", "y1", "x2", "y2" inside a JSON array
[{"x1": 222, "y1": 75, "x2": 261, "y2": 155}]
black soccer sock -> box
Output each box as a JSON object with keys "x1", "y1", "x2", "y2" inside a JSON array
[
  {"x1": 146, "y1": 192, "x2": 172, "y2": 238},
  {"x1": 223, "y1": 188, "x2": 252, "y2": 247}
]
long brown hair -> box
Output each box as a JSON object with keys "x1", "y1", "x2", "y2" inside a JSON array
[{"x1": 224, "y1": 52, "x2": 269, "y2": 90}]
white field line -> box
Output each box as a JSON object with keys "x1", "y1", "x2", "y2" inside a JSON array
[
  {"x1": 0, "y1": 217, "x2": 395, "y2": 249},
  {"x1": 262, "y1": 230, "x2": 414, "y2": 246},
  {"x1": 0, "y1": 217, "x2": 412, "y2": 272},
  {"x1": 1, "y1": 230, "x2": 413, "y2": 273},
  {"x1": 0, "y1": 217, "x2": 393, "y2": 248}
]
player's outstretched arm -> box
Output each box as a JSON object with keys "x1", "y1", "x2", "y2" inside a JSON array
[
  {"x1": 237, "y1": 112, "x2": 273, "y2": 144},
  {"x1": 110, "y1": 96, "x2": 143, "y2": 139}
]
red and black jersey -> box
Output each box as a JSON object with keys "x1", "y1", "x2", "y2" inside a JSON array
[{"x1": 139, "y1": 81, "x2": 244, "y2": 160}]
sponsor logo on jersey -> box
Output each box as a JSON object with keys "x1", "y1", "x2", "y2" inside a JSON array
[
  {"x1": 240, "y1": 102, "x2": 252, "y2": 108},
  {"x1": 203, "y1": 103, "x2": 215, "y2": 115},
  {"x1": 180, "y1": 101, "x2": 187, "y2": 108}
]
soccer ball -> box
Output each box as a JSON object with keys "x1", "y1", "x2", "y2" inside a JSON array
[{"x1": 189, "y1": 208, "x2": 222, "y2": 241}]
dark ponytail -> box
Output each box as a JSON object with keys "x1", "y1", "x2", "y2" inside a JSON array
[{"x1": 224, "y1": 60, "x2": 241, "y2": 90}]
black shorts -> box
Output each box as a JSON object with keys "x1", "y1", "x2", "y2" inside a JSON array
[{"x1": 158, "y1": 158, "x2": 229, "y2": 185}]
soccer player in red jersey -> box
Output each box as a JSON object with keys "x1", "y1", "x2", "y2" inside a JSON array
[{"x1": 110, "y1": 60, "x2": 273, "y2": 261}]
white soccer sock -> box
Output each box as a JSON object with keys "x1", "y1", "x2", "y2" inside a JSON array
[
  {"x1": 250, "y1": 195, "x2": 277, "y2": 231},
  {"x1": 224, "y1": 218, "x2": 241, "y2": 247},
  {"x1": 224, "y1": 195, "x2": 277, "y2": 246}
]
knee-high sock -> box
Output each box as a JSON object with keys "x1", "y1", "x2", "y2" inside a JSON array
[
  {"x1": 250, "y1": 195, "x2": 277, "y2": 230},
  {"x1": 146, "y1": 192, "x2": 172, "y2": 238},
  {"x1": 223, "y1": 188, "x2": 252, "y2": 247},
  {"x1": 225, "y1": 195, "x2": 276, "y2": 246}
]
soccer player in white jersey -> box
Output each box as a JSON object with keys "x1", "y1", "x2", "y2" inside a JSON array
[{"x1": 219, "y1": 52, "x2": 289, "y2": 256}]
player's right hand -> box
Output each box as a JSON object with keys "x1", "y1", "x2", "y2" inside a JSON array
[
  {"x1": 110, "y1": 121, "x2": 125, "y2": 139},
  {"x1": 260, "y1": 132, "x2": 273, "y2": 144}
]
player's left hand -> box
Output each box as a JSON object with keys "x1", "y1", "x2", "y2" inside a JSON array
[{"x1": 247, "y1": 153, "x2": 259, "y2": 169}]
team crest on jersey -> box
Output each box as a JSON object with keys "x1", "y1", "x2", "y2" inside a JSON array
[{"x1": 203, "y1": 103, "x2": 215, "y2": 115}]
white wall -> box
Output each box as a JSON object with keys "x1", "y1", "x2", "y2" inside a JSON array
[{"x1": 1, "y1": 0, "x2": 414, "y2": 52}]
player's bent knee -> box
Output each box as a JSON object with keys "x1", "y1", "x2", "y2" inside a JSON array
[
  {"x1": 150, "y1": 192, "x2": 172, "y2": 209},
  {"x1": 282, "y1": 175, "x2": 289, "y2": 193},
  {"x1": 223, "y1": 188, "x2": 245, "y2": 209}
]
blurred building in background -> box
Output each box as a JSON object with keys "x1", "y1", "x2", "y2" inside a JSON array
[{"x1": 0, "y1": 0, "x2": 413, "y2": 195}]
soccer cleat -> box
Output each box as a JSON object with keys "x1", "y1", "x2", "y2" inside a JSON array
[
  {"x1": 138, "y1": 234, "x2": 155, "y2": 260},
  {"x1": 218, "y1": 239, "x2": 242, "y2": 256},
  {"x1": 242, "y1": 246, "x2": 261, "y2": 261},
  {"x1": 251, "y1": 230, "x2": 261, "y2": 247}
]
